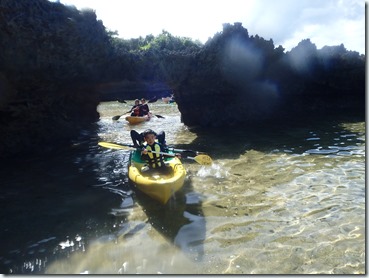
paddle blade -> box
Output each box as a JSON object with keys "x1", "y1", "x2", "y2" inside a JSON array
[
  {"x1": 193, "y1": 154, "x2": 213, "y2": 165},
  {"x1": 98, "y1": 142, "x2": 132, "y2": 150},
  {"x1": 148, "y1": 96, "x2": 158, "y2": 103},
  {"x1": 155, "y1": 114, "x2": 165, "y2": 119},
  {"x1": 112, "y1": 115, "x2": 121, "y2": 121}
]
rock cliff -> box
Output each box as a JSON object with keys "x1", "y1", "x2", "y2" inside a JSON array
[
  {"x1": 176, "y1": 23, "x2": 365, "y2": 127},
  {"x1": 0, "y1": 0, "x2": 110, "y2": 157}
]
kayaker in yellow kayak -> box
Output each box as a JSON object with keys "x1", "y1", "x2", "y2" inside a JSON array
[
  {"x1": 140, "y1": 129, "x2": 180, "y2": 174},
  {"x1": 130, "y1": 129, "x2": 166, "y2": 148}
]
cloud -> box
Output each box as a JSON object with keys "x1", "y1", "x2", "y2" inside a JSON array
[{"x1": 243, "y1": 0, "x2": 365, "y2": 53}]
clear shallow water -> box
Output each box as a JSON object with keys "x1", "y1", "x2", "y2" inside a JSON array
[{"x1": 0, "y1": 101, "x2": 365, "y2": 274}]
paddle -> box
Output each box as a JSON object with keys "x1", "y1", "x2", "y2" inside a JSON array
[
  {"x1": 97, "y1": 142, "x2": 205, "y2": 156},
  {"x1": 154, "y1": 114, "x2": 165, "y2": 119},
  {"x1": 168, "y1": 147, "x2": 207, "y2": 156},
  {"x1": 98, "y1": 142, "x2": 213, "y2": 165},
  {"x1": 112, "y1": 113, "x2": 165, "y2": 121},
  {"x1": 112, "y1": 97, "x2": 164, "y2": 121}
]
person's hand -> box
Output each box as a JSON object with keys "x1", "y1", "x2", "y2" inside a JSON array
[
  {"x1": 141, "y1": 148, "x2": 148, "y2": 155},
  {"x1": 175, "y1": 153, "x2": 181, "y2": 158}
]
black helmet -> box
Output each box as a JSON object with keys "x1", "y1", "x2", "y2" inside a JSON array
[{"x1": 143, "y1": 129, "x2": 157, "y2": 137}]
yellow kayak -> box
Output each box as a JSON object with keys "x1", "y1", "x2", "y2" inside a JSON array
[
  {"x1": 125, "y1": 113, "x2": 151, "y2": 125},
  {"x1": 128, "y1": 150, "x2": 186, "y2": 204}
]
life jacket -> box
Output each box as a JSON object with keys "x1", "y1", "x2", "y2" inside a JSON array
[
  {"x1": 133, "y1": 107, "x2": 140, "y2": 116},
  {"x1": 140, "y1": 104, "x2": 149, "y2": 115},
  {"x1": 144, "y1": 142, "x2": 164, "y2": 168}
]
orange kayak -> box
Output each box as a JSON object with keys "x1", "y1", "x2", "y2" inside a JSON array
[{"x1": 125, "y1": 113, "x2": 151, "y2": 125}]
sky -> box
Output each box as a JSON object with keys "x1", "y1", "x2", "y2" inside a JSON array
[{"x1": 54, "y1": 0, "x2": 366, "y2": 54}]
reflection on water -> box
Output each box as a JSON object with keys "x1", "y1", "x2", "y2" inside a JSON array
[{"x1": 0, "y1": 101, "x2": 365, "y2": 274}]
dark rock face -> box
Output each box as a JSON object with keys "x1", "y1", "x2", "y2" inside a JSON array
[
  {"x1": 0, "y1": 0, "x2": 109, "y2": 157},
  {"x1": 176, "y1": 23, "x2": 365, "y2": 127},
  {"x1": 97, "y1": 80, "x2": 172, "y2": 101}
]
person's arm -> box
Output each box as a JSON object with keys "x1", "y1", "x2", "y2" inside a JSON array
[
  {"x1": 159, "y1": 143, "x2": 181, "y2": 158},
  {"x1": 141, "y1": 147, "x2": 149, "y2": 160},
  {"x1": 159, "y1": 142, "x2": 168, "y2": 153}
]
